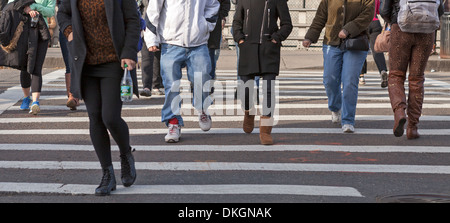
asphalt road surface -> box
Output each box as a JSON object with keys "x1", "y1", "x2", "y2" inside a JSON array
[{"x1": 1, "y1": 68, "x2": 450, "y2": 204}]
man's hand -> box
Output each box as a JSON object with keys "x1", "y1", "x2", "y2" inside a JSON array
[
  {"x1": 121, "y1": 59, "x2": 136, "y2": 71},
  {"x1": 338, "y1": 29, "x2": 348, "y2": 39},
  {"x1": 148, "y1": 46, "x2": 160, "y2": 52}
]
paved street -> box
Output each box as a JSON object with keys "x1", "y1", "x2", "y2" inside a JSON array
[{"x1": 0, "y1": 65, "x2": 450, "y2": 203}]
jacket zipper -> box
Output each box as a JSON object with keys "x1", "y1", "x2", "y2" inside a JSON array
[
  {"x1": 260, "y1": 0, "x2": 268, "y2": 44},
  {"x1": 268, "y1": 9, "x2": 270, "y2": 29},
  {"x1": 245, "y1": 9, "x2": 249, "y2": 37}
]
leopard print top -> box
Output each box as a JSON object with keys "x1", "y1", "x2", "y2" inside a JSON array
[{"x1": 78, "y1": 0, "x2": 118, "y2": 65}]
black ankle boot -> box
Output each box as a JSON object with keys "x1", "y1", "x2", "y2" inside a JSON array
[
  {"x1": 95, "y1": 165, "x2": 116, "y2": 196},
  {"x1": 120, "y1": 149, "x2": 136, "y2": 187}
]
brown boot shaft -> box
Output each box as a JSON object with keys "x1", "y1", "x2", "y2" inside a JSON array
[
  {"x1": 243, "y1": 111, "x2": 255, "y2": 133},
  {"x1": 259, "y1": 116, "x2": 273, "y2": 145}
]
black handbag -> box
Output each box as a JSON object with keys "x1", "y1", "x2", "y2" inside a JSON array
[
  {"x1": 340, "y1": 0, "x2": 369, "y2": 51},
  {"x1": 343, "y1": 35, "x2": 369, "y2": 51}
]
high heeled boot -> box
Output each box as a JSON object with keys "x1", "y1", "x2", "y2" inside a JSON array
[
  {"x1": 95, "y1": 165, "x2": 116, "y2": 196},
  {"x1": 388, "y1": 70, "x2": 407, "y2": 137},
  {"x1": 120, "y1": 148, "x2": 136, "y2": 187}
]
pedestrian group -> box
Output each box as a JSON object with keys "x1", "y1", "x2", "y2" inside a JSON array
[{"x1": 0, "y1": 0, "x2": 444, "y2": 195}]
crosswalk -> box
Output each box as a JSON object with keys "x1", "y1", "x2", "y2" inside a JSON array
[{"x1": 0, "y1": 69, "x2": 449, "y2": 201}]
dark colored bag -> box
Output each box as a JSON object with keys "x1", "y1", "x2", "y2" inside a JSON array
[
  {"x1": 343, "y1": 34, "x2": 369, "y2": 51},
  {"x1": 341, "y1": 0, "x2": 369, "y2": 51}
]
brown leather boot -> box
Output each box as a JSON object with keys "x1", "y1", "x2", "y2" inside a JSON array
[
  {"x1": 259, "y1": 116, "x2": 273, "y2": 145},
  {"x1": 406, "y1": 74, "x2": 425, "y2": 140},
  {"x1": 65, "y1": 73, "x2": 79, "y2": 110},
  {"x1": 388, "y1": 70, "x2": 407, "y2": 137},
  {"x1": 393, "y1": 108, "x2": 406, "y2": 137},
  {"x1": 243, "y1": 110, "x2": 255, "y2": 133},
  {"x1": 407, "y1": 125, "x2": 420, "y2": 139}
]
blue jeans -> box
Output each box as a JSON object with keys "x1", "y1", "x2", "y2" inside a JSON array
[
  {"x1": 322, "y1": 44, "x2": 367, "y2": 125},
  {"x1": 160, "y1": 43, "x2": 212, "y2": 126}
]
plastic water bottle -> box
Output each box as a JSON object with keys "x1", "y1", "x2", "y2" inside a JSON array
[{"x1": 121, "y1": 64, "x2": 133, "y2": 102}]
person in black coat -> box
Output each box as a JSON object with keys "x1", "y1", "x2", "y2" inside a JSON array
[
  {"x1": 232, "y1": 0, "x2": 292, "y2": 145},
  {"x1": 208, "y1": 0, "x2": 230, "y2": 82},
  {"x1": 0, "y1": 0, "x2": 51, "y2": 115},
  {"x1": 57, "y1": 0, "x2": 141, "y2": 196}
]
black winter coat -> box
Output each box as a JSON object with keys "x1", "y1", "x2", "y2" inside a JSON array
[
  {"x1": 0, "y1": 0, "x2": 50, "y2": 72},
  {"x1": 57, "y1": 0, "x2": 141, "y2": 99},
  {"x1": 232, "y1": 0, "x2": 292, "y2": 76},
  {"x1": 208, "y1": 0, "x2": 230, "y2": 49}
]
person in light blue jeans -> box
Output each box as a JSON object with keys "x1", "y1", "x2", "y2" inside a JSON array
[
  {"x1": 160, "y1": 43, "x2": 212, "y2": 127},
  {"x1": 303, "y1": 0, "x2": 374, "y2": 133},
  {"x1": 322, "y1": 44, "x2": 367, "y2": 129}
]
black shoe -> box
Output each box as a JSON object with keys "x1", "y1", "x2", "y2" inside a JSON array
[
  {"x1": 95, "y1": 165, "x2": 116, "y2": 196},
  {"x1": 120, "y1": 149, "x2": 136, "y2": 187}
]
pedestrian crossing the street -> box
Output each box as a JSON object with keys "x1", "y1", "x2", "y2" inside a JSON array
[{"x1": 0, "y1": 69, "x2": 449, "y2": 202}]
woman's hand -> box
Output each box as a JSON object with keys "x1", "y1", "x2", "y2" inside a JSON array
[
  {"x1": 24, "y1": 6, "x2": 39, "y2": 17},
  {"x1": 302, "y1": 39, "x2": 311, "y2": 48},
  {"x1": 238, "y1": 39, "x2": 244, "y2": 44},
  {"x1": 121, "y1": 59, "x2": 136, "y2": 71},
  {"x1": 68, "y1": 32, "x2": 73, "y2": 42}
]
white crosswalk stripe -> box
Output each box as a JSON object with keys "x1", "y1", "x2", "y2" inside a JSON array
[{"x1": 0, "y1": 69, "x2": 449, "y2": 201}]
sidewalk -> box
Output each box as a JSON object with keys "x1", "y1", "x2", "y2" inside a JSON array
[{"x1": 43, "y1": 47, "x2": 450, "y2": 72}]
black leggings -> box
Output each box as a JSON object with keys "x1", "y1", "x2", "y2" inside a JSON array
[
  {"x1": 20, "y1": 39, "x2": 48, "y2": 92},
  {"x1": 239, "y1": 73, "x2": 276, "y2": 117},
  {"x1": 81, "y1": 62, "x2": 131, "y2": 168}
]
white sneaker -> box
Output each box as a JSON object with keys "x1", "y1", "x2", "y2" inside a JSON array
[
  {"x1": 165, "y1": 124, "x2": 181, "y2": 143},
  {"x1": 199, "y1": 112, "x2": 212, "y2": 131},
  {"x1": 342, "y1": 124, "x2": 355, "y2": 133},
  {"x1": 331, "y1": 110, "x2": 341, "y2": 124}
]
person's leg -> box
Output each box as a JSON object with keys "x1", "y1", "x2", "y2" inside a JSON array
[
  {"x1": 99, "y1": 73, "x2": 132, "y2": 156},
  {"x1": 19, "y1": 70, "x2": 32, "y2": 110},
  {"x1": 186, "y1": 44, "x2": 213, "y2": 131},
  {"x1": 185, "y1": 44, "x2": 212, "y2": 113},
  {"x1": 261, "y1": 73, "x2": 277, "y2": 117},
  {"x1": 406, "y1": 32, "x2": 434, "y2": 139},
  {"x1": 29, "y1": 38, "x2": 48, "y2": 115},
  {"x1": 341, "y1": 49, "x2": 368, "y2": 127},
  {"x1": 152, "y1": 50, "x2": 164, "y2": 94},
  {"x1": 140, "y1": 40, "x2": 154, "y2": 97},
  {"x1": 160, "y1": 44, "x2": 186, "y2": 126},
  {"x1": 388, "y1": 24, "x2": 411, "y2": 137},
  {"x1": 99, "y1": 68, "x2": 136, "y2": 185},
  {"x1": 322, "y1": 44, "x2": 343, "y2": 114},
  {"x1": 81, "y1": 75, "x2": 112, "y2": 168},
  {"x1": 239, "y1": 75, "x2": 255, "y2": 133}
]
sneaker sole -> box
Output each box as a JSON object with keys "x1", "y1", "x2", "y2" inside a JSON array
[
  {"x1": 29, "y1": 105, "x2": 40, "y2": 115},
  {"x1": 165, "y1": 138, "x2": 180, "y2": 143}
]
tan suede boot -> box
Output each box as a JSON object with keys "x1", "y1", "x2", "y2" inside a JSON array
[
  {"x1": 65, "y1": 73, "x2": 79, "y2": 110},
  {"x1": 259, "y1": 116, "x2": 273, "y2": 145},
  {"x1": 243, "y1": 110, "x2": 255, "y2": 133}
]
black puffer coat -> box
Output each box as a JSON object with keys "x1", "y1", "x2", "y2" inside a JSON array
[
  {"x1": 232, "y1": 0, "x2": 292, "y2": 76},
  {"x1": 0, "y1": 0, "x2": 50, "y2": 72}
]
